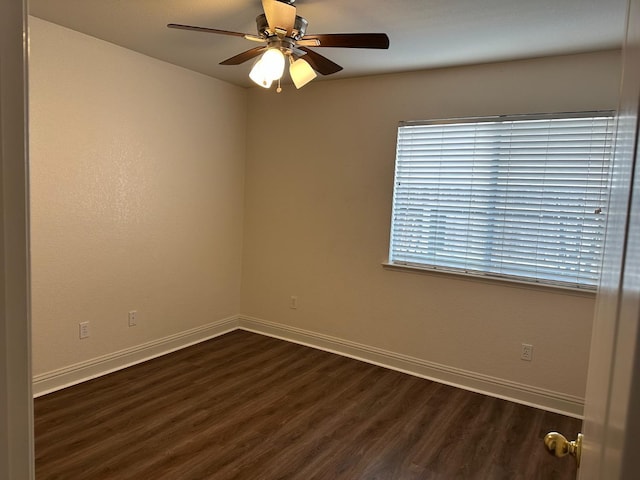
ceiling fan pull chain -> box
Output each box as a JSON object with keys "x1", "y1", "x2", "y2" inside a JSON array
[{"x1": 276, "y1": 77, "x2": 282, "y2": 93}]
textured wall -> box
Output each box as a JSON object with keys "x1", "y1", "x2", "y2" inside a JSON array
[
  {"x1": 29, "y1": 17, "x2": 247, "y2": 375},
  {"x1": 242, "y1": 51, "x2": 621, "y2": 399}
]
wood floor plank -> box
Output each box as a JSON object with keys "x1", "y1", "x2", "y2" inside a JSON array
[{"x1": 34, "y1": 330, "x2": 581, "y2": 479}]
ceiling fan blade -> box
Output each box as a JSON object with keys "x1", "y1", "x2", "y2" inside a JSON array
[
  {"x1": 167, "y1": 23, "x2": 252, "y2": 38},
  {"x1": 299, "y1": 47, "x2": 343, "y2": 75},
  {"x1": 296, "y1": 39, "x2": 321, "y2": 47},
  {"x1": 262, "y1": 0, "x2": 296, "y2": 36},
  {"x1": 303, "y1": 33, "x2": 390, "y2": 49},
  {"x1": 220, "y1": 46, "x2": 267, "y2": 65}
]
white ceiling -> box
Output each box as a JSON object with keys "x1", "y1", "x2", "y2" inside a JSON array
[{"x1": 29, "y1": 0, "x2": 628, "y2": 88}]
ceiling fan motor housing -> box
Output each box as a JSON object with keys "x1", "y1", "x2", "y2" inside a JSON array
[{"x1": 256, "y1": 13, "x2": 308, "y2": 40}]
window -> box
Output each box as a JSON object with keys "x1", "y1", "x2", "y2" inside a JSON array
[{"x1": 388, "y1": 112, "x2": 616, "y2": 290}]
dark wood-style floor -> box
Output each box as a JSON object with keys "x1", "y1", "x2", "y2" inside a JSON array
[{"x1": 35, "y1": 330, "x2": 581, "y2": 479}]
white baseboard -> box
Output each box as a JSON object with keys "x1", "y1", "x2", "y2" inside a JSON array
[
  {"x1": 32, "y1": 316, "x2": 240, "y2": 397},
  {"x1": 33, "y1": 314, "x2": 584, "y2": 417},
  {"x1": 237, "y1": 315, "x2": 584, "y2": 418}
]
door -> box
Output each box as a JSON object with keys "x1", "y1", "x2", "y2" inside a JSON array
[{"x1": 559, "y1": 0, "x2": 640, "y2": 478}]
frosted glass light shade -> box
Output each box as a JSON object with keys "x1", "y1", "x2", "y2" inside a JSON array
[
  {"x1": 289, "y1": 58, "x2": 317, "y2": 89},
  {"x1": 260, "y1": 48, "x2": 285, "y2": 80},
  {"x1": 249, "y1": 59, "x2": 273, "y2": 88},
  {"x1": 249, "y1": 48, "x2": 285, "y2": 88}
]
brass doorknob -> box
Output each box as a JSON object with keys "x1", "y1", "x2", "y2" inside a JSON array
[{"x1": 544, "y1": 432, "x2": 583, "y2": 467}]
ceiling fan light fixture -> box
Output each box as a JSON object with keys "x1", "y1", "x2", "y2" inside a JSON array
[{"x1": 289, "y1": 57, "x2": 317, "y2": 89}]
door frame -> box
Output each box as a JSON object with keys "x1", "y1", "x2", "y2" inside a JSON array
[
  {"x1": 579, "y1": 0, "x2": 640, "y2": 478},
  {"x1": 0, "y1": 0, "x2": 33, "y2": 479}
]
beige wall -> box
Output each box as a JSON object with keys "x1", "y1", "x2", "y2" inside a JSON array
[
  {"x1": 242, "y1": 51, "x2": 621, "y2": 398},
  {"x1": 29, "y1": 17, "x2": 247, "y2": 375}
]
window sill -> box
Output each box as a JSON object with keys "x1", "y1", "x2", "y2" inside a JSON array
[{"x1": 381, "y1": 262, "x2": 597, "y2": 297}]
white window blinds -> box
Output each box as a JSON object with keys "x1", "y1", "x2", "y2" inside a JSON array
[{"x1": 389, "y1": 112, "x2": 616, "y2": 289}]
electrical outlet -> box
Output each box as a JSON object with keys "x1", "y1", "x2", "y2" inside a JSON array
[
  {"x1": 128, "y1": 310, "x2": 137, "y2": 327},
  {"x1": 521, "y1": 343, "x2": 533, "y2": 361},
  {"x1": 290, "y1": 296, "x2": 298, "y2": 309},
  {"x1": 79, "y1": 321, "x2": 90, "y2": 339}
]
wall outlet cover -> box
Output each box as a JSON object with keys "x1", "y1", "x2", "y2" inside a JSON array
[{"x1": 521, "y1": 343, "x2": 533, "y2": 361}]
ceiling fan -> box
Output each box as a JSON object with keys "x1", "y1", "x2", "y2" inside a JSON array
[{"x1": 168, "y1": 0, "x2": 390, "y2": 91}]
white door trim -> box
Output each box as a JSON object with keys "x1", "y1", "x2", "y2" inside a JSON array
[{"x1": 0, "y1": 0, "x2": 33, "y2": 478}]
